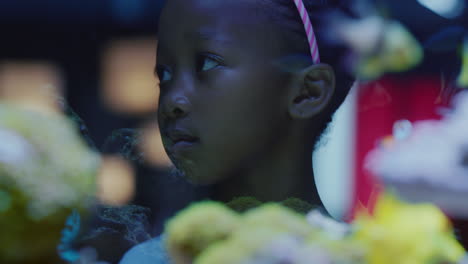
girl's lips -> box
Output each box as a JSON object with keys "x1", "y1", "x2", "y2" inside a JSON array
[
  {"x1": 165, "y1": 128, "x2": 199, "y2": 156},
  {"x1": 166, "y1": 128, "x2": 197, "y2": 143},
  {"x1": 170, "y1": 138, "x2": 199, "y2": 157}
]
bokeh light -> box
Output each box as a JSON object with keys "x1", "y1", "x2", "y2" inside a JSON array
[
  {"x1": 417, "y1": 0, "x2": 465, "y2": 18},
  {"x1": 97, "y1": 155, "x2": 136, "y2": 206},
  {"x1": 0, "y1": 61, "x2": 63, "y2": 115},
  {"x1": 139, "y1": 121, "x2": 172, "y2": 168},
  {"x1": 101, "y1": 38, "x2": 159, "y2": 115}
]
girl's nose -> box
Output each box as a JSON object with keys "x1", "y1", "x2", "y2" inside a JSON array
[{"x1": 161, "y1": 95, "x2": 191, "y2": 120}]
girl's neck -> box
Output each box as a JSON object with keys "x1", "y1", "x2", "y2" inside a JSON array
[{"x1": 208, "y1": 131, "x2": 322, "y2": 207}]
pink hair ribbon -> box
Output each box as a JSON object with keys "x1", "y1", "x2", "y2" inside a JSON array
[{"x1": 292, "y1": 0, "x2": 320, "y2": 64}]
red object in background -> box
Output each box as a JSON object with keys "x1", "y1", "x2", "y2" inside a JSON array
[
  {"x1": 352, "y1": 75, "x2": 449, "y2": 213},
  {"x1": 351, "y1": 75, "x2": 467, "y2": 247}
]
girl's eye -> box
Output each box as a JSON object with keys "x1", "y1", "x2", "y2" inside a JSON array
[
  {"x1": 156, "y1": 65, "x2": 172, "y2": 83},
  {"x1": 197, "y1": 54, "x2": 223, "y2": 72}
]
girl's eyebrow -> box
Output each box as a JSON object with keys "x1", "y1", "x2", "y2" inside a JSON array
[{"x1": 185, "y1": 29, "x2": 233, "y2": 46}]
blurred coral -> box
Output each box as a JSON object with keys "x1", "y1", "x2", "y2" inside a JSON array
[
  {"x1": 0, "y1": 103, "x2": 100, "y2": 263},
  {"x1": 327, "y1": 11, "x2": 423, "y2": 80},
  {"x1": 458, "y1": 38, "x2": 468, "y2": 88},
  {"x1": 353, "y1": 194, "x2": 465, "y2": 264},
  {"x1": 366, "y1": 91, "x2": 468, "y2": 218},
  {"x1": 165, "y1": 201, "x2": 240, "y2": 264},
  {"x1": 164, "y1": 197, "x2": 464, "y2": 264},
  {"x1": 355, "y1": 20, "x2": 423, "y2": 79}
]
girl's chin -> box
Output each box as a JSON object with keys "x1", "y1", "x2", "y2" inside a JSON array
[
  {"x1": 184, "y1": 174, "x2": 220, "y2": 186},
  {"x1": 181, "y1": 168, "x2": 224, "y2": 186},
  {"x1": 171, "y1": 157, "x2": 227, "y2": 185}
]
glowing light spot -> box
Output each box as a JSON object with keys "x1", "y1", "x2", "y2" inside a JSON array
[
  {"x1": 139, "y1": 121, "x2": 172, "y2": 168},
  {"x1": 0, "y1": 128, "x2": 35, "y2": 166},
  {"x1": 417, "y1": 0, "x2": 465, "y2": 18},
  {"x1": 101, "y1": 39, "x2": 159, "y2": 115},
  {"x1": 393, "y1": 119, "x2": 413, "y2": 141},
  {"x1": 97, "y1": 156, "x2": 136, "y2": 206},
  {"x1": 0, "y1": 61, "x2": 63, "y2": 115}
]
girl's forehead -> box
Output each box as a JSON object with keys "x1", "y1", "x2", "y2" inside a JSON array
[
  {"x1": 160, "y1": 0, "x2": 265, "y2": 28},
  {"x1": 158, "y1": 0, "x2": 289, "y2": 60},
  {"x1": 164, "y1": 0, "x2": 255, "y2": 12}
]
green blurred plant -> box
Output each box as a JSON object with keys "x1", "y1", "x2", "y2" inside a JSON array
[{"x1": 0, "y1": 103, "x2": 100, "y2": 263}]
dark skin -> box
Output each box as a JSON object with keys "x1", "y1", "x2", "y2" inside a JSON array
[{"x1": 156, "y1": 0, "x2": 335, "y2": 205}]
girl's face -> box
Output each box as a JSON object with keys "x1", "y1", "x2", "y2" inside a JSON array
[{"x1": 157, "y1": 0, "x2": 293, "y2": 184}]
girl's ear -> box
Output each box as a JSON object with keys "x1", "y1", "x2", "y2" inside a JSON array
[{"x1": 288, "y1": 63, "x2": 335, "y2": 119}]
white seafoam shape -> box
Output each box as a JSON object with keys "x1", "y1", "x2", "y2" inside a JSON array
[
  {"x1": 417, "y1": 0, "x2": 465, "y2": 18},
  {"x1": 365, "y1": 91, "x2": 468, "y2": 218},
  {"x1": 313, "y1": 83, "x2": 357, "y2": 220},
  {"x1": 0, "y1": 128, "x2": 35, "y2": 167},
  {"x1": 367, "y1": 91, "x2": 468, "y2": 192}
]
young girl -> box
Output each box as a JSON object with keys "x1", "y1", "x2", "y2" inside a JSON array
[{"x1": 121, "y1": 0, "x2": 353, "y2": 262}]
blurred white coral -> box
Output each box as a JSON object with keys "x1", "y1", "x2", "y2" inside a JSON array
[
  {"x1": 165, "y1": 196, "x2": 464, "y2": 264},
  {"x1": 328, "y1": 13, "x2": 423, "y2": 80},
  {"x1": 166, "y1": 202, "x2": 363, "y2": 264},
  {"x1": 166, "y1": 201, "x2": 241, "y2": 264},
  {"x1": 0, "y1": 103, "x2": 100, "y2": 219},
  {"x1": 306, "y1": 210, "x2": 350, "y2": 240},
  {"x1": 366, "y1": 91, "x2": 468, "y2": 216},
  {"x1": 0, "y1": 128, "x2": 35, "y2": 166},
  {"x1": 0, "y1": 103, "x2": 100, "y2": 263},
  {"x1": 198, "y1": 231, "x2": 341, "y2": 264}
]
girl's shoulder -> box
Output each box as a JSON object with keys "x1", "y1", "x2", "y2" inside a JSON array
[{"x1": 119, "y1": 235, "x2": 171, "y2": 264}]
